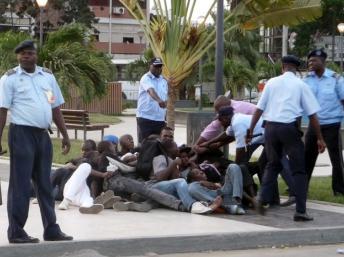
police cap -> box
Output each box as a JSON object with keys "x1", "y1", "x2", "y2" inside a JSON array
[
  {"x1": 150, "y1": 57, "x2": 163, "y2": 66},
  {"x1": 281, "y1": 55, "x2": 301, "y2": 67},
  {"x1": 14, "y1": 40, "x2": 36, "y2": 54},
  {"x1": 307, "y1": 49, "x2": 327, "y2": 60}
]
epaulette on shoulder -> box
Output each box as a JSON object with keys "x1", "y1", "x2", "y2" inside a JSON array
[
  {"x1": 6, "y1": 69, "x2": 16, "y2": 76},
  {"x1": 42, "y1": 67, "x2": 52, "y2": 74},
  {"x1": 332, "y1": 72, "x2": 340, "y2": 80}
]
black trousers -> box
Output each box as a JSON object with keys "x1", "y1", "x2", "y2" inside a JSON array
[
  {"x1": 7, "y1": 124, "x2": 61, "y2": 240},
  {"x1": 261, "y1": 122, "x2": 307, "y2": 213},
  {"x1": 305, "y1": 122, "x2": 344, "y2": 194},
  {"x1": 105, "y1": 173, "x2": 182, "y2": 210},
  {"x1": 137, "y1": 117, "x2": 166, "y2": 143}
]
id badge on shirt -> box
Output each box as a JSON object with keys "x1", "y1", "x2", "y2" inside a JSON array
[{"x1": 44, "y1": 90, "x2": 55, "y2": 104}]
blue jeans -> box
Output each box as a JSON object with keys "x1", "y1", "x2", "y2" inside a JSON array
[
  {"x1": 150, "y1": 178, "x2": 196, "y2": 210},
  {"x1": 188, "y1": 164, "x2": 243, "y2": 206}
]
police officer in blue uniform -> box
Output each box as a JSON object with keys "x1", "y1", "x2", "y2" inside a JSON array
[
  {"x1": 0, "y1": 40, "x2": 73, "y2": 243},
  {"x1": 304, "y1": 49, "x2": 344, "y2": 196},
  {"x1": 247, "y1": 55, "x2": 326, "y2": 221},
  {"x1": 136, "y1": 57, "x2": 168, "y2": 143}
]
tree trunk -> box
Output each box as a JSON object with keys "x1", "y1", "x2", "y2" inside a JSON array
[{"x1": 166, "y1": 85, "x2": 177, "y2": 130}]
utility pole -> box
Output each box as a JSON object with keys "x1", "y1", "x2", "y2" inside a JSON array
[{"x1": 215, "y1": 0, "x2": 224, "y2": 97}]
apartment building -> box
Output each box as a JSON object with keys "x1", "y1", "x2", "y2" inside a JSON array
[{"x1": 89, "y1": 0, "x2": 149, "y2": 80}]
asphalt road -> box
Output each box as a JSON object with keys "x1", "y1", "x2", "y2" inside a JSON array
[
  {"x1": 16, "y1": 244, "x2": 343, "y2": 257},
  {"x1": 126, "y1": 244, "x2": 344, "y2": 257}
]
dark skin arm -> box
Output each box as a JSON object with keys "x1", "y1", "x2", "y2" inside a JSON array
[
  {"x1": 0, "y1": 108, "x2": 8, "y2": 153},
  {"x1": 308, "y1": 114, "x2": 326, "y2": 153},
  {"x1": 153, "y1": 158, "x2": 181, "y2": 181},
  {"x1": 200, "y1": 131, "x2": 231, "y2": 148},
  {"x1": 52, "y1": 106, "x2": 70, "y2": 155},
  {"x1": 147, "y1": 88, "x2": 167, "y2": 108},
  {"x1": 90, "y1": 168, "x2": 114, "y2": 179},
  {"x1": 246, "y1": 109, "x2": 264, "y2": 144},
  {"x1": 200, "y1": 181, "x2": 221, "y2": 190}
]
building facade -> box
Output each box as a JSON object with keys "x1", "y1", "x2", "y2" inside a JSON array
[{"x1": 89, "y1": 0, "x2": 149, "y2": 80}]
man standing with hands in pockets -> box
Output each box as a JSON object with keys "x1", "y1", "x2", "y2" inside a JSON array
[
  {"x1": 247, "y1": 55, "x2": 326, "y2": 222},
  {"x1": 0, "y1": 40, "x2": 73, "y2": 243}
]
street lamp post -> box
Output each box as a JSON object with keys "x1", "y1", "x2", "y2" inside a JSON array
[
  {"x1": 109, "y1": 0, "x2": 113, "y2": 56},
  {"x1": 215, "y1": 0, "x2": 224, "y2": 97},
  {"x1": 337, "y1": 23, "x2": 344, "y2": 74},
  {"x1": 36, "y1": 0, "x2": 48, "y2": 47}
]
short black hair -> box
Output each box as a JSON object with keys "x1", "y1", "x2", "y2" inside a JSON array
[
  {"x1": 179, "y1": 144, "x2": 192, "y2": 154},
  {"x1": 83, "y1": 139, "x2": 96, "y2": 151},
  {"x1": 160, "y1": 126, "x2": 173, "y2": 132},
  {"x1": 97, "y1": 141, "x2": 113, "y2": 154}
]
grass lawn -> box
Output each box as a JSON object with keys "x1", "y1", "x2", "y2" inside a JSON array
[
  {"x1": 1, "y1": 126, "x2": 84, "y2": 164},
  {"x1": 278, "y1": 176, "x2": 344, "y2": 205},
  {"x1": 176, "y1": 107, "x2": 214, "y2": 112},
  {"x1": 89, "y1": 113, "x2": 121, "y2": 124},
  {"x1": 0, "y1": 113, "x2": 122, "y2": 164}
]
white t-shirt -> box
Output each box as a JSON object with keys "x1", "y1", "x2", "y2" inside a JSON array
[{"x1": 226, "y1": 113, "x2": 264, "y2": 148}]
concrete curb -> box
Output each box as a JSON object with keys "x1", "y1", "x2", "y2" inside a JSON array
[{"x1": 1, "y1": 227, "x2": 344, "y2": 257}]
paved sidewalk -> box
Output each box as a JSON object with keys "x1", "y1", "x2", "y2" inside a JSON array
[
  {"x1": 0, "y1": 110, "x2": 342, "y2": 256},
  {"x1": 0, "y1": 177, "x2": 344, "y2": 257}
]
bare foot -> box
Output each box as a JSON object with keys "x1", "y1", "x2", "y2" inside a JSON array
[
  {"x1": 208, "y1": 196, "x2": 223, "y2": 211},
  {"x1": 243, "y1": 192, "x2": 258, "y2": 209}
]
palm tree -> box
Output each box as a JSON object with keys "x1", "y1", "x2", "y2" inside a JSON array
[
  {"x1": 120, "y1": 0, "x2": 322, "y2": 128},
  {"x1": 0, "y1": 31, "x2": 29, "y2": 74},
  {"x1": 0, "y1": 24, "x2": 114, "y2": 104},
  {"x1": 40, "y1": 23, "x2": 114, "y2": 103}
]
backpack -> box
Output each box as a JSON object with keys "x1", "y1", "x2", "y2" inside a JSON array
[{"x1": 136, "y1": 138, "x2": 168, "y2": 180}]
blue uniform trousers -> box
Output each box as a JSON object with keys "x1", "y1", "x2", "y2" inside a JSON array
[
  {"x1": 137, "y1": 117, "x2": 166, "y2": 143},
  {"x1": 7, "y1": 124, "x2": 61, "y2": 240},
  {"x1": 261, "y1": 122, "x2": 307, "y2": 213},
  {"x1": 305, "y1": 122, "x2": 344, "y2": 194}
]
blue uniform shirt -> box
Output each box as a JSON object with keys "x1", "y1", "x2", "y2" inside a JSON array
[
  {"x1": 257, "y1": 72, "x2": 320, "y2": 123},
  {"x1": 304, "y1": 68, "x2": 344, "y2": 125},
  {"x1": 0, "y1": 65, "x2": 65, "y2": 129},
  {"x1": 136, "y1": 71, "x2": 168, "y2": 121}
]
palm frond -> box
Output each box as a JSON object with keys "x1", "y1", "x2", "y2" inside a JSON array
[{"x1": 241, "y1": 0, "x2": 322, "y2": 29}]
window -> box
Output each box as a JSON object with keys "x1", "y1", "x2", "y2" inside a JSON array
[{"x1": 123, "y1": 37, "x2": 134, "y2": 44}]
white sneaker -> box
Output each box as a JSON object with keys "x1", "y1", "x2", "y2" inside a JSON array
[
  {"x1": 58, "y1": 198, "x2": 71, "y2": 210},
  {"x1": 190, "y1": 201, "x2": 212, "y2": 214},
  {"x1": 31, "y1": 198, "x2": 38, "y2": 204},
  {"x1": 227, "y1": 205, "x2": 246, "y2": 215}
]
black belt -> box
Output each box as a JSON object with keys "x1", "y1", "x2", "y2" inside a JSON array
[
  {"x1": 10, "y1": 124, "x2": 53, "y2": 134},
  {"x1": 265, "y1": 121, "x2": 298, "y2": 126}
]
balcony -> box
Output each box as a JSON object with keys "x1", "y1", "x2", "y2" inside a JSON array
[{"x1": 95, "y1": 42, "x2": 146, "y2": 54}]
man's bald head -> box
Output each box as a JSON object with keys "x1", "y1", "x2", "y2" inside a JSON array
[{"x1": 214, "y1": 95, "x2": 231, "y2": 112}]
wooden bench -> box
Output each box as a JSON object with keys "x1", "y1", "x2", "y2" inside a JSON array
[{"x1": 57, "y1": 109, "x2": 110, "y2": 141}]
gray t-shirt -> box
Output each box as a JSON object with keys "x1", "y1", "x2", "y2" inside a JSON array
[{"x1": 152, "y1": 155, "x2": 173, "y2": 176}]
